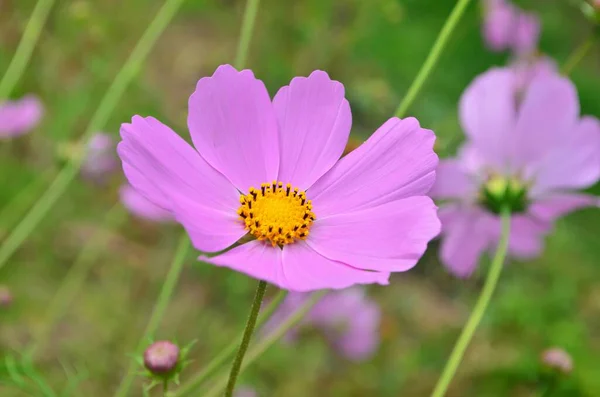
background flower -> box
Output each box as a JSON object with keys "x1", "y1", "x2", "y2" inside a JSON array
[{"x1": 0, "y1": 95, "x2": 43, "y2": 138}]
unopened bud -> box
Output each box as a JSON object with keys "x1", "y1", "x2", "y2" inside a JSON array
[
  {"x1": 143, "y1": 340, "x2": 180, "y2": 375},
  {"x1": 541, "y1": 347, "x2": 573, "y2": 374},
  {"x1": 0, "y1": 285, "x2": 12, "y2": 307}
]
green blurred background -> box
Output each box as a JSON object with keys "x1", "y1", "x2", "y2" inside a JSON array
[{"x1": 1, "y1": 0, "x2": 600, "y2": 395}]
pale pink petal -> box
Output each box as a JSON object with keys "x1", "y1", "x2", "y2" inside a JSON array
[
  {"x1": 459, "y1": 68, "x2": 517, "y2": 170},
  {"x1": 0, "y1": 95, "x2": 43, "y2": 137},
  {"x1": 273, "y1": 71, "x2": 351, "y2": 190},
  {"x1": 309, "y1": 117, "x2": 437, "y2": 217},
  {"x1": 482, "y1": 0, "x2": 514, "y2": 52},
  {"x1": 281, "y1": 242, "x2": 390, "y2": 292},
  {"x1": 429, "y1": 159, "x2": 478, "y2": 200},
  {"x1": 119, "y1": 184, "x2": 172, "y2": 222},
  {"x1": 488, "y1": 214, "x2": 547, "y2": 259},
  {"x1": 438, "y1": 206, "x2": 493, "y2": 278},
  {"x1": 529, "y1": 193, "x2": 600, "y2": 223},
  {"x1": 118, "y1": 115, "x2": 244, "y2": 252},
  {"x1": 528, "y1": 116, "x2": 600, "y2": 196},
  {"x1": 306, "y1": 197, "x2": 440, "y2": 272},
  {"x1": 512, "y1": 11, "x2": 540, "y2": 56},
  {"x1": 199, "y1": 241, "x2": 286, "y2": 287},
  {"x1": 188, "y1": 64, "x2": 279, "y2": 192},
  {"x1": 513, "y1": 73, "x2": 579, "y2": 169}
]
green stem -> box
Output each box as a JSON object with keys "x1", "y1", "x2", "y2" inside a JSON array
[
  {"x1": 394, "y1": 0, "x2": 474, "y2": 118},
  {"x1": 224, "y1": 280, "x2": 268, "y2": 397},
  {"x1": 234, "y1": 0, "x2": 261, "y2": 70},
  {"x1": 173, "y1": 290, "x2": 287, "y2": 395},
  {"x1": 202, "y1": 291, "x2": 326, "y2": 397},
  {"x1": 0, "y1": 0, "x2": 56, "y2": 100},
  {"x1": 113, "y1": 235, "x2": 190, "y2": 397},
  {"x1": 25, "y1": 204, "x2": 126, "y2": 357},
  {"x1": 561, "y1": 35, "x2": 594, "y2": 76},
  {"x1": 430, "y1": 207, "x2": 511, "y2": 397},
  {"x1": 0, "y1": 0, "x2": 186, "y2": 273}
]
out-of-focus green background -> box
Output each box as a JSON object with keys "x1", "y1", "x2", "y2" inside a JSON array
[{"x1": 1, "y1": 0, "x2": 599, "y2": 395}]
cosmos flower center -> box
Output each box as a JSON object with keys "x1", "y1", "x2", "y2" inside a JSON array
[
  {"x1": 479, "y1": 174, "x2": 528, "y2": 214},
  {"x1": 237, "y1": 181, "x2": 316, "y2": 247}
]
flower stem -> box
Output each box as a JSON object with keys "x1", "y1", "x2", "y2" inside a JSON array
[
  {"x1": 224, "y1": 280, "x2": 268, "y2": 397},
  {"x1": 0, "y1": 0, "x2": 56, "y2": 100},
  {"x1": 113, "y1": 235, "x2": 190, "y2": 397},
  {"x1": 234, "y1": 0, "x2": 261, "y2": 70},
  {"x1": 172, "y1": 290, "x2": 287, "y2": 395},
  {"x1": 394, "y1": 0, "x2": 474, "y2": 118},
  {"x1": 25, "y1": 204, "x2": 126, "y2": 357},
  {"x1": 0, "y1": 0, "x2": 185, "y2": 273},
  {"x1": 561, "y1": 35, "x2": 594, "y2": 76},
  {"x1": 430, "y1": 207, "x2": 511, "y2": 397},
  {"x1": 201, "y1": 291, "x2": 326, "y2": 397}
]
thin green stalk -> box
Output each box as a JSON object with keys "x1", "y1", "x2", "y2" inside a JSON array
[
  {"x1": 201, "y1": 291, "x2": 327, "y2": 397},
  {"x1": 224, "y1": 281, "x2": 267, "y2": 397},
  {"x1": 25, "y1": 204, "x2": 126, "y2": 357},
  {"x1": 0, "y1": 169, "x2": 53, "y2": 230},
  {"x1": 113, "y1": 235, "x2": 190, "y2": 397},
  {"x1": 234, "y1": 0, "x2": 261, "y2": 69},
  {"x1": 394, "y1": 0, "x2": 474, "y2": 118},
  {"x1": 0, "y1": 0, "x2": 56, "y2": 100},
  {"x1": 173, "y1": 290, "x2": 287, "y2": 395},
  {"x1": 0, "y1": 0, "x2": 186, "y2": 273},
  {"x1": 430, "y1": 208, "x2": 511, "y2": 397},
  {"x1": 561, "y1": 35, "x2": 594, "y2": 76}
]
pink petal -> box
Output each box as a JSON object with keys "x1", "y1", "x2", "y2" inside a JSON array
[
  {"x1": 459, "y1": 68, "x2": 517, "y2": 170},
  {"x1": 482, "y1": 0, "x2": 514, "y2": 52},
  {"x1": 512, "y1": 11, "x2": 540, "y2": 56},
  {"x1": 273, "y1": 70, "x2": 351, "y2": 190},
  {"x1": 281, "y1": 242, "x2": 390, "y2": 292},
  {"x1": 306, "y1": 197, "x2": 440, "y2": 272},
  {"x1": 118, "y1": 115, "x2": 244, "y2": 252},
  {"x1": 513, "y1": 73, "x2": 579, "y2": 170},
  {"x1": 188, "y1": 64, "x2": 279, "y2": 192},
  {"x1": 487, "y1": 214, "x2": 547, "y2": 259},
  {"x1": 309, "y1": 117, "x2": 437, "y2": 217},
  {"x1": 528, "y1": 116, "x2": 600, "y2": 196},
  {"x1": 0, "y1": 95, "x2": 44, "y2": 137},
  {"x1": 438, "y1": 205, "x2": 493, "y2": 278},
  {"x1": 429, "y1": 159, "x2": 478, "y2": 200},
  {"x1": 529, "y1": 193, "x2": 600, "y2": 223},
  {"x1": 119, "y1": 184, "x2": 172, "y2": 222},
  {"x1": 200, "y1": 241, "x2": 285, "y2": 287}
]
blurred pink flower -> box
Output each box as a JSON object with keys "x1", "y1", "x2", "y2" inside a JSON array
[
  {"x1": 541, "y1": 347, "x2": 573, "y2": 374},
  {"x1": 263, "y1": 288, "x2": 381, "y2": 361},
  {"x1": 81, "y1": 133, "x2": 118, "y2": 181},
  {"x1": 0, "y1": 95, "x2": 43, "y2": 138},
  {"x1": 118, "y1": 64, "x2": 440, "y2": 291},
  {"x1": 509, "y1": 55, "x2": 557, "y2": 93},
  {"x1": 431, "y1": 68, "x2": 600, "y2": 277},
  {"x1": 119, "y1": 184, "x2": 172, "y2": 222},
  {"x1": 482, "y1": 0, "x2": 540, "y2": 56},
  {"x1": 234, "y1": 387, "x2": 258, "y2": 397}
]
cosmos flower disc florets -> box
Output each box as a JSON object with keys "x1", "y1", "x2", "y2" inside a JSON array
[{"x1": 238, "y1": 181, "x2": 315, "y2": 247}]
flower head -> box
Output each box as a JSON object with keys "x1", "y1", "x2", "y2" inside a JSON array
[
  {"x1": 81, "y1": 133, "x2": 118, "y2": 182},
  {"x1": 143, "y1": 340, "x2": 180, "y2": 375},
  {"x1": 119, "y1": 184, "x2": 172, "y2": 222},
  {"x1": 264, "y1": 288, "x2": 380, "y2": 361},
  {"x1": 541, "y1": 347, "x2": 573, "y2": 374},
  {"x1": 0, "y1": 285, "x2": 12, "y2": 307},
  {"x1": 431, "y1": 67, "x2": 600, "y2": 277},
  {"x1": 482, "y1": 0, "x2": 540, "y2": 56},
  {"x1": 0, "y1": 95, "x2": 43, "y2": 138},
  {"x1": 118, "y1": 65, "x2": 440, "y2": 291}
]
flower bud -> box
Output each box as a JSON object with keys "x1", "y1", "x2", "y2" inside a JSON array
[
  {"x1": 541, "y1": 347, "x2": 573, "y2": 374},
  {"x1": 143, "y1": 341, "x2": 180, "y2": 375},
  {"x1": 0, "y1": 285, "x2": 12, "y2": 307}
]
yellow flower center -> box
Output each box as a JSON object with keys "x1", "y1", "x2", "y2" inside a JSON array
[
  {"x1": 237, "y1": 181, "x2": 316, "y2": 247},
  {"x1": 478, "y1": 174, "x2": 528, "y2": 214}
]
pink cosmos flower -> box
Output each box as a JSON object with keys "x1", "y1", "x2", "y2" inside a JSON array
[
  {"x1": 263, "y1": 288, "x2": 380, "y2": 361},
  {"x1": 119, "y1": 184, "x2": 172, "y2": 222},
  {"x1": 431, "y1": 67, "x2": 600, "y2": 277},
  {"x1": 117, "y1": 65, "x2": 440, "y2": 291},
  {"x1": 482, "y1": 0, "x2": 540, "y2": 56},
  {"x1": 509, "y1": 55, "x2": 557, "y2": 93},
  {"x1": 81, "y1": 133, "x2": 119, "y2": 182},
  {"x1": 0, "y1": 95, "x2": 43, "y2": 138}
]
